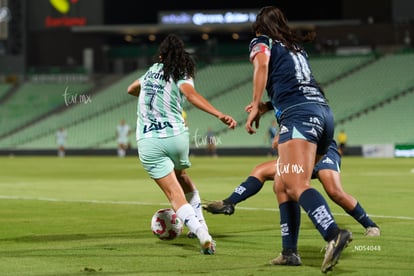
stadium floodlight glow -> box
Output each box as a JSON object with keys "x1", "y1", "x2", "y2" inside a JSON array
[
  {"x1": 201, "y1": 33, "x2": 209, "y2": 40},
  {"x1": 232, "y1": 33, "x2": 240, "y2": 40},
  {"x1": 148, "y1": 34, "x2": 156, "y2": 42},
  {"x1": 124, "y1": 34, "x2": 133, "y2": 42}
]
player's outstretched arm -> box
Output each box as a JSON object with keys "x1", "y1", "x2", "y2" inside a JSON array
[{"x1": 180, "y1": 83, "x2": 237, "y2": 129}]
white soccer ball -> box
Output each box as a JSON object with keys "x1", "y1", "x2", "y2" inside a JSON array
[{"x1": 151, "y1": 208, "x2": 183, "y2": 240}]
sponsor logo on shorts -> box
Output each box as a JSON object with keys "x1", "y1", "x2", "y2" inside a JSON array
[
  {"x1": 322, "y1": 157, "x2": 334, "y2": 164},
  {"x1": 306, "y1": 127, "x2": 317, "y2": 137},
  {"x1": 279, "y1": 125, "x2": 289, "y2": 134},
  {"x1": 148, "y1": 164, "x2": 157, "y2": 172}
]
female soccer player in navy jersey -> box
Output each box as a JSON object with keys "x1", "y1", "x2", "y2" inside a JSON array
[
  {"x1": 205, "y1": 138, "x2": 381, "y2": 264},
  {"x1": 244, "y1": 6, "x2": 352, "y2": 273}
]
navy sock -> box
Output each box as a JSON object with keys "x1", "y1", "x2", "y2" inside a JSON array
[
  {"x1": 347, "y1": 202, "x2": 377, "y2": 228},
  {"x1": 224, "y1": 176, "x2": 264, "y2": 205},
  {"x1": 279, "y1": 201, "x2": 301, "y2": 253},
  {"x1": 298, "y1": 188, "x2": 339, "y2": 241}
]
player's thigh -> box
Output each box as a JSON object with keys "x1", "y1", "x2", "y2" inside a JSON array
[
  {"x1": 164, "y1": 131, "x2": 191, "y2": 170},
  {"x1": 137, "y1": 138, "x2": 175, "y2": 179},
  {"x1": 277, "y1": 139, "x2": 316, "y2": 187}
]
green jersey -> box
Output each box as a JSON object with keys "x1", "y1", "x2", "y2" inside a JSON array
[{"x1": 136, "y1": 63, "x2": 190, "y2": 140}]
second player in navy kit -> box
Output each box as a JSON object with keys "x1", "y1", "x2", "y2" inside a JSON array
[
  {"x1": 204, "y1": 139, "x2": 381, "y2": 244},
  {"x1": 244, "y1": 6, "x2": 352, "y2": 273}
]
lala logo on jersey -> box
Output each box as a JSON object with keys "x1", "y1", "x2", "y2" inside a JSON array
[
  {"x1": 143, "y1": 120, "x2": 173, "y2": 134},
  {"x1": 49, "y1": 0, "x2": 79, "y2": 14}
]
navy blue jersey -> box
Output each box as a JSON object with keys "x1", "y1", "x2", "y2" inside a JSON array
[{"x1": 249, "y1": 35, "x2": 327, "y2": 121}]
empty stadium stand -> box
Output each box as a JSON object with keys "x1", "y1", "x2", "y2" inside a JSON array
[{"x1": 1, "y1": 50, "x2": 414, "y2": 155}]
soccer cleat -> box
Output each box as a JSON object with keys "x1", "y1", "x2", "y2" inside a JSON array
[
  {"x1": 197, "y1": 228, "x2": 215, "y2": 255},
  {"x1": 201, "y1": 239, "x2": 216, "y2": 255},
  {"x1": 321, "y1": 229, "x2": 353, "y2": 273},
  {"x1": 203, "y1": 200, "x2": 235, "y2": 215},
  {"x1": 270, "y1": 252, "x2": 302, "y2": 266},
  {"x1": 365, "y1": 226, "x2": 381, "y2": 237}
]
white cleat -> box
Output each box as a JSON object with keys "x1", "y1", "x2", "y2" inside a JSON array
[{"x1": 365, "y1": 226, "x2": 381, "y2": 237}]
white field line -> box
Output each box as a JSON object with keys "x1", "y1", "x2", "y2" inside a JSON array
[{"x1": 1, "y1": 195, "x2": 413, "y2": 221}]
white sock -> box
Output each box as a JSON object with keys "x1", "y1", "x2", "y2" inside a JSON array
[
  {"x1": 176, "y1": 203, "x2": 203, "y2": 234},
  {"x1": 196, "y1": 227, "x2": 212, "y2": 247},
  {"x1": 185, "y1": 190, "x2": 208, "y2": 231}
]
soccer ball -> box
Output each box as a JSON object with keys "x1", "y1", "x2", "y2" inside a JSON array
[{"x1": 151, "y1": 208, "x2": 183, "y2": 240}]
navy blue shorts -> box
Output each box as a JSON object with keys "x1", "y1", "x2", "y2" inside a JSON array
[
  {"x1": 312, "y1": 143, "x2": 341, "y2": 179},
  {"x1": 278, "y1": 103, "x2": 334, "y2": 156}
]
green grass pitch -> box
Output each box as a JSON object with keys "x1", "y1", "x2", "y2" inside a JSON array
[{"x1": 0, "y1": 156, "x2": 413, "y2": 275}]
